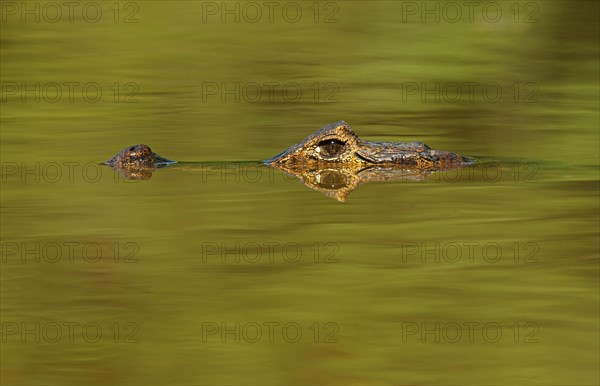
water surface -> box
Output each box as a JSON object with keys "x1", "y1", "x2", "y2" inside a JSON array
[{"x1": 1, "y1": 1, "x2": 598, "y2": 385}]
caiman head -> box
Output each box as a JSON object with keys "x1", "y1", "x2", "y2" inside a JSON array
[
  {"x1": 105, "y1": 144, "x2": 175, "y2": 180},
  {"x1": 264, "y1": 121, "x2": 474, "y2": 171}
]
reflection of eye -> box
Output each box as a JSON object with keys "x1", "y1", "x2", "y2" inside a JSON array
[
  {"x1": 315, "y1": 170, "x2": 347, "y2": 189},
  {"x1": 316, "y1": 139, "x2": 345, "y2": 159}
]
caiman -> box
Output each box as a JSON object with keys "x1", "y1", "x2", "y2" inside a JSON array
[
  {"x1": 105, "y1": 121, "x2": 474, "y2": 201},
  {"x1": 262, "y1": 120, "x2": 473, "y2": 169}
]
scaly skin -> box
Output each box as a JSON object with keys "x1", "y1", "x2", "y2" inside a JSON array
[
  {"x1": 104, "y1": 144, "x2": 175, "y2": 179},
  {"x1": 263, "y1": 121, "x2": 474, "y2": 170}
]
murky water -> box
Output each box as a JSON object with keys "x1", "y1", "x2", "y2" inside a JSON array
[{"x1": 1, "y1": 1, "x2": 598, "y2": 385}]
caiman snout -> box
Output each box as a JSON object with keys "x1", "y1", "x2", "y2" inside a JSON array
[{"x1": 354, "y1": 145, "x2": 474, "y2": 167}]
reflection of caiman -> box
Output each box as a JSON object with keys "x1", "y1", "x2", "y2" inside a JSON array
[{"x1": 105, "y1": 121, "x2": 475, "y2": 201}]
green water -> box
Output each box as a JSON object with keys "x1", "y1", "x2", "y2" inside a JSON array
[{"x1": 1, "y1": 1, "x2": 598, "y2": 385}]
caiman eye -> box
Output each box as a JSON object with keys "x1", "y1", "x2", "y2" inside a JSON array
[{"x1": 315, "y1": 139, "x2": 346, "y2": 159}]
